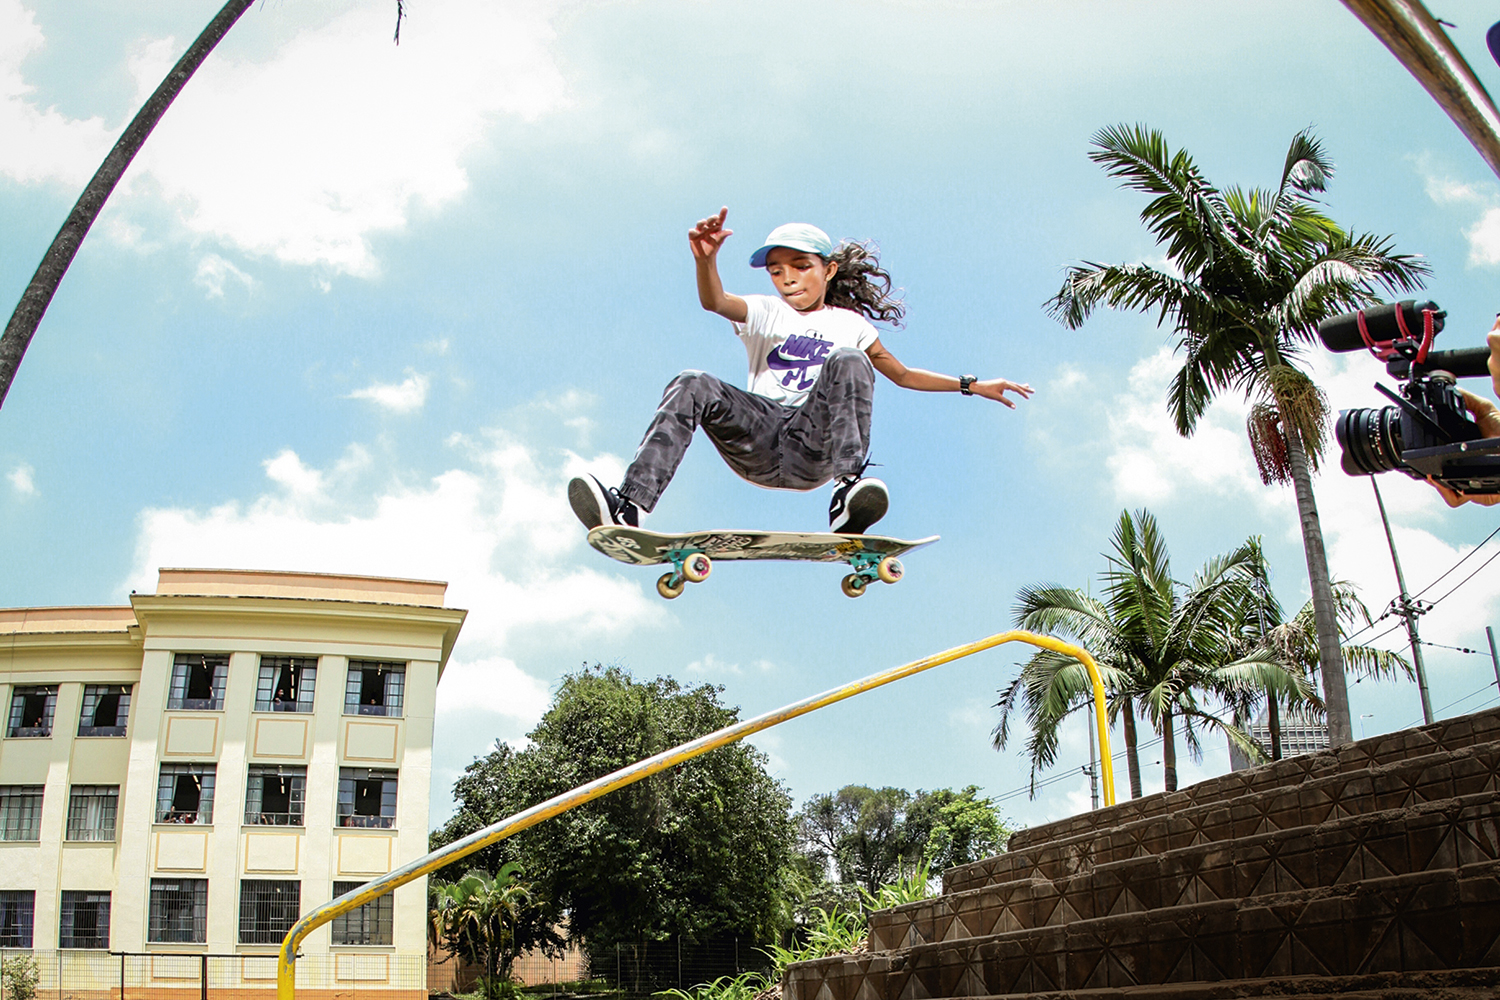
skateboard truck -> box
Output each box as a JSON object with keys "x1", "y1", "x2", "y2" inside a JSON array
[
  {"x1": 840, "y1": 552, "x2": 904, "y2": 598},
  {"x1": 657, "y1": 548, "x2": 714, "y2": 599}
]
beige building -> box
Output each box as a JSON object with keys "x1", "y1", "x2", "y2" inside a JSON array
[{"x1": 0, "y1": 568, "x2": 465, "y2": 993}]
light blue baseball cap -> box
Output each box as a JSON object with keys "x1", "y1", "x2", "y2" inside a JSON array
[{"x1": 748, "y1": 223, "x2": 835, "y2": 268}]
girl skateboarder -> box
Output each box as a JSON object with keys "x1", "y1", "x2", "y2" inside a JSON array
[{"x1": 570, "y1": 207, "x2": 1032, "y2": 534}]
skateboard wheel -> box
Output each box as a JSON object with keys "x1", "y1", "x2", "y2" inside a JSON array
[
  {"x1": 656, "y1": 573, "x2": 686, "y2": 600},
  {"x1": 877, "y1": 556, "x2": 904, "y2": 584},
  {"x1": 841, "y1": 574, "x2": 867, "y2": 598},
  {"x1": 682, "y1": 553, "x2": 712, "y2": 583}
]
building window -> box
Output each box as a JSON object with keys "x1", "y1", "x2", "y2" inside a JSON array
[
  {"x1": 0, "y1": 892, "x2": 34, "y2": 948},
  {"x1": 245, "y1": 766, "x2": 306, "y2": 826},
  {"x1": 167, "y1": 653, "x2": 228, "y2": 711},
  {"x1": 0, "y1": 787, "x2": 43, "y2": 841},
  {"x1": 78, "y1": 685, "x2": 131, "y2": 737},
  {"x1": 7, "y1": 685, "x2": 57, "y2": 737},
  {"x1": 238, "y1": 880, "x2": 300, "y2": 945},
  {"x1": 59, "y1": 892, "x2": 110, "y2": 949},
  {"x1": 337, "y1": 769, "x2": 397, "y2": 828},
  {"x1": 255, "y1": 657, "x2": 317, "y2": 713},
  {"x1": 148, "y1": 879, "x2": 206, "y2": 943},
  {"x1": 156, "y1": 764, "x2": 216, "y2": 824},
  {"x1": 330, "y1": 881, "x2": 393, "y2": 946},
  {"x1": 344, "y1": 662, "x2": 405, "y2": 718},
  {"x1": 66, "y1": 785, "x2": 119, "y2": 842}
]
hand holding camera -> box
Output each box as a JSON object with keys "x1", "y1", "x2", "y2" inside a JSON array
[{"x1": 1319, "y1": 301, "x2": 1500, "y2": 504}]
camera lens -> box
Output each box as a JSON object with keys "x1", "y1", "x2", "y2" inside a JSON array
[{"x1": 1334, "y1": 407, "x2": 1403, "y2": 475}]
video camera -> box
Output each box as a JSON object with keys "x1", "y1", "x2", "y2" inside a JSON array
[{"x1": 1317, "y1": 300, "x2": 1500, "y2": 496}]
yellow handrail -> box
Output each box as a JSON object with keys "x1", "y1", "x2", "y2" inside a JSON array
[{"x1": 278, "y1": 630, "x2": 1113, "y2": 998}]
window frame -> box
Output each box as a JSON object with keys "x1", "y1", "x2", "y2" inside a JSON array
[
  {"x1": 255, "y1": 656, "x2": 318, "y2": 713},
  {"x1": 77, "y1": 684, "x2": 132, "y2": 738},
  {"x1": 65, "y1": 785, "x2": 119, "y2": 843},
  {"x1": 0, "y1": 786, "x2": 44, "y2": 842},
  {"x1": 343, "y1": 661, "x2": 405, "y2": 718},
  {"x1": 238, "y1": 879, "x2": 301, "y2": 945},
  {"x1": 167, "y1": 653, "x2": 229, "y2": 711},
  {"x1": 0, "y1": 891, "x2": 35, "y2": 948},
  {"x1": 155, "y1": 764, "x2": 216, "y2": 825},
  {"x1": 330, "y1": 881, "x2": 393, "y2": 946},
  {"x1": 336, "y1": 768, "x2": 398, "y2": 829},
  {"x1": 148, "y1": 879, "x2": 207, "y2": 944},
  {"x1": 244, "y1": 765, "x2": 307, "y2": 827},
  {"x1": 7, "y1": 685, "x2": 57, "y2": 738},
  {"x1": 59, "y1": 891, "x2": 111, "y2": 949}
]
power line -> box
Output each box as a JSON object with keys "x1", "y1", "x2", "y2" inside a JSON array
[
  {"x1": 1410, "y1": 523, "x2": 1500, "y2": 601},
  {"x1": 1424, "y1": 544, "x2": 1500, "y2": 610}
]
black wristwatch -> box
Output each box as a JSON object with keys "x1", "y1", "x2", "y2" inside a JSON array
[{"x1": 958, "y1": 375, "x2": 977, "y2": 396}]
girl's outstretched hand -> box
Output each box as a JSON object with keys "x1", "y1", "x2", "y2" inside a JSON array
[
  {"x1": 974, "y1": 378, "x2": 1034, "y2": 408},
  {"x1": 689, "y1": 207, "x2": 733, "y2": 259}
]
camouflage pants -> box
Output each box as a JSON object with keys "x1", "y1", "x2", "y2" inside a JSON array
[{"x1": 619, "y1": 347, "x2": 875, "y2": 513}]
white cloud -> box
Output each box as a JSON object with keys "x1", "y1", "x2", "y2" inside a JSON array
[
  {"x1": 348, "y1": 372, "x2": 430, "y2": 414},
  {"x1": 435, "y1": 655, "x2": 551, "y2": 720},
  {"x1": 0, "y1": 0, "x2": 113, "y2": 187},
  {"x1": 684, "y1": 654, "x2": 775, "y2": 677},
  {"x1": 3, "y1": 0, "x2": 569, "y2": 276},
  {"x1": 193, "y1": 253, "x2": 255, "y2": 298},
  {"x1": 7, "y1": 463, "x2": 36, "y2": 497},
  {"x1": 1415, "y1": 156, "x2": 1500, "y2": 267},
  {"x1": 1465, "y1": 209, "x2": 1500, "y2": 267},
  {"x1": 1104, "y1": 347, "x2": 1275, "y2": 506},
  {"x1": 125, "y1": 434, "x2": 659, "y2": 650}
]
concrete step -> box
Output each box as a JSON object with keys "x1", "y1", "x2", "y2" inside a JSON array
[
  {"x1": 863, "y1": 968, "x2": 1500, "y2": 1000},
  {"x1": 995, "y1": 706, "x2": 1500, "y2": 862},
  {"x1": 787, "y1": 862, "x2": 1500, "y2": 999},
  {"x1": 944, "y1": 736, "x2": 1500, "y2": 895},
  {"x1": 875, "y1": 792, "x2": 1500, "y2": 949}
]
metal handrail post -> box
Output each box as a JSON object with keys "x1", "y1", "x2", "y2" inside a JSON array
[{"x1": 278, "y1": 630, "x2": 1115, "y2": 999}]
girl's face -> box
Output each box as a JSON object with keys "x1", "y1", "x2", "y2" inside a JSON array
[{"x1": 765, "y1": 247, "x2": 838, "y2": 312}]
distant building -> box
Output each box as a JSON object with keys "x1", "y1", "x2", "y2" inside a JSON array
[
  {"x1": 1227, "y1": 706, "x2": 1330, "y2": 771},
  {"x1": 0, "y1": 568, "x2": 465, "y2": 994}
]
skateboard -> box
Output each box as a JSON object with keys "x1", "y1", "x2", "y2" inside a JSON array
[{"x1": 587, "y1": 526, "x2": 940, "y2": 599}]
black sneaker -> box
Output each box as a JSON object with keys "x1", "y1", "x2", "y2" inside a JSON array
[
  {"x1": 568, "y1": 475, "x2": 639, "y2": 529},
  {"x1": 829, "y1": 475, "x2": 888, "y2": 534}
]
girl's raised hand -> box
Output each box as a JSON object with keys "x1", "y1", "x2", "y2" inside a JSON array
[
  {"x1": 974, "y1": 378, "x2": 1034, "y2": 409},
  {"x1": 689, "y1": 207, "x2": 733, "y2": 260}
]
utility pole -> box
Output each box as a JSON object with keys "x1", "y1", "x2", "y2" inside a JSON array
[
  {"x1": 1086, "y1": 712, "x2": 1100, "y2": 810},
  {"x1": 1371, "y1": 478, "x2": 1434, "y2": 724},
  {"x1": 1488, "y1": 626, "x2": 1500, "y2": 692}
]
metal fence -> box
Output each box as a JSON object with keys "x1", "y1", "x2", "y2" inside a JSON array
[
  {"x1": 585, "y1": 937, "x2": 773, "y2": 996},
  {"x1": 0, "y1": 950, "x2": 426, "y2": 1000}
]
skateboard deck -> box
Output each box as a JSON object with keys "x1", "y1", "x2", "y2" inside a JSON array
[{"x1": 588, "y1": 526, "x2": 939, "y2": 599}]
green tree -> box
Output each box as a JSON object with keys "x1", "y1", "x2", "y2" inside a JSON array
[
  {"x1": 430, "y1": 864, "x2": 533, "y2": 998},
  {"x1": 995, "y1": 509, "x2": 1315, "y2": 796},
  {"x1": 1228, "y1": 541, "x2": 1412, "y2": 757},
  {"x1": 793, "y1": 785, "x2": 1013, "y2": 896},
  {"x1": 1047, "y1": 125, "x2": 1428, "y2": 746},
  {"x1": 432, "y1": 664, "x2": 795, "y2": 967}
]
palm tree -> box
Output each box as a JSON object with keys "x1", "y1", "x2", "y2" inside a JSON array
[
  {"x1": 431, "y1": 864, "x2": 532, "y2": 998},
  {"x1": 1229, "y1": 540, "x2": 1412, "y2": 757},
  {"x1": 1047, "y1": 125, "x2": 1429, "y2": 746},
  {"x1": 994, "y1": 509, "x2": 1315, "y2": 795}
]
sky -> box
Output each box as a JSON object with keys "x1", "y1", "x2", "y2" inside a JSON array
[{"x1": 7, "y1": 0, "x2": 1500, "y2": 835}]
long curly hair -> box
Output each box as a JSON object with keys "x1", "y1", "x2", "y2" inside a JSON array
[{"x1": 824, "y1": 240, "x2": 905, "y2": 327}]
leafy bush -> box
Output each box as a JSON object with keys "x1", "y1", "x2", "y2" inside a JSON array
[
  {"x1": 1, "y1": 956, "x2": 38, "y2": 1000},
  {"x1": 657, "y1": 970, "x2": 773, "y2": 1000}
]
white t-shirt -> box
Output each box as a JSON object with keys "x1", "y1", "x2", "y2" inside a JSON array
[{"x1": 732, "y1": 294, "x2": 880, "y2": 406}]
